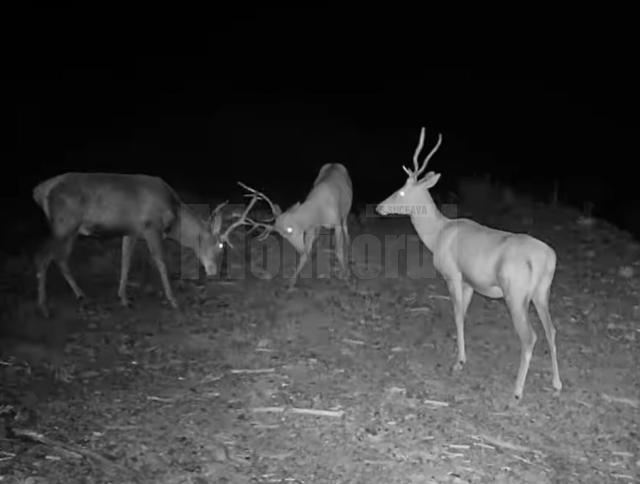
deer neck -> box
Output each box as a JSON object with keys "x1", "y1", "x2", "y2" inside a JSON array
[
  {"x1": 171, "y1": 204, "x2": 208, "y2": 252},
  {"x1": 290, "y1": 200, "x2": 320, "y2": 232},
  {"x1": 409, "y1": 195, "x2": 448, "y2": 252}
]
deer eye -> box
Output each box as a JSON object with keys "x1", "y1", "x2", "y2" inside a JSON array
[
  {"x1": 286, "y1": 227, "x2": 293, "y2": 234},
  {"x1": 399, "y1": 190, "x2": 405, "y2": 197},
  {"x1": 217, "y1": 242, "x2": 224, "y2": 249}
]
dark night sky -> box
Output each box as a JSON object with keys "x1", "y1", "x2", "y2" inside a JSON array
[{"x1": 6, "y1": 6, "x2": 639, "y2": 220}]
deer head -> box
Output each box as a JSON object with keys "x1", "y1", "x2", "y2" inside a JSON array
[
  {"x1": 197, "y1": 196, "x2": 260, "y2": 276},
  {"x1": 376, "y1": 127, "x2": 443, "y2": 217},
  {"x1": 273, "y1": 202, "x2": 305, "y2": 252}
]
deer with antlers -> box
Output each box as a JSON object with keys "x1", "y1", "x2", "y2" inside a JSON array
[
  {"x1": 33, "y1": 172, "x2": 258, "y2": 317},
  {"x1": 376, "y1": 128, "x2": 562, "y2": 403},
  {"x1": 238, "y1": 163, "x2": 353, "y2": 289}
]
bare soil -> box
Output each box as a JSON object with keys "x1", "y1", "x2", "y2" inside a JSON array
[{"x1": 1, "y1": 203, "x2": 639, "y2": 483}]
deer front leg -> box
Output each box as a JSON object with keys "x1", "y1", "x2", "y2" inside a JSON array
[
  {"x1": 143, "y1": 231, "x2": 179, "y2": 309},
  {"x1": 118, "y1": 235, "x2": 138, "y2": 307},
  {"x1": 446, "y1": 279, "x2": 474, "y2": 372},
  {"x1": 289, "y1": 228, "x2": 318, "y2": 290},
  {"x1": 55, "y1": 235, "x2": 85, "y2": 302},
  {"x1": 35, "y1": 241, "x2": 55, "y2": 318},
  {"x1": 333, "y1": 223, "x2": 349, "y2": 278}
]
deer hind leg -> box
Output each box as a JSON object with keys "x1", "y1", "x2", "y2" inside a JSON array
[
  {"x1": 290, "y1": 228, "x2": 318, "y2": 289},
  {"x1": 505, "y1": 291, "x2": 537, "y2": 402},
  {"x1": 446, "y1": 279, "x2": 474, "y2": 371},
  {"x1": 532, "y1": 276, "x2": 562, "y2": 393},
  {"x1": 143, "y1": 230, "x2": 178, "y2": 309},
  {"x1": 118, "y1": 235, "x2": 138, "y2": 307}
]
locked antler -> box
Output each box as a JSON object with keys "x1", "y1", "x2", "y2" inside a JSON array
[{"x1": 236, "y1": 181, "x2": 282, "y2": 241}]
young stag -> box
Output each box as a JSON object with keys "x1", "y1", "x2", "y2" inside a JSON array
[
  {"x1": 376, "y1": 128, "x2": 562, "y2": 403},
  {"x1": 33, "y1": 172, "x2": 258, "y2": 316},
  {"x1": 239, "y1": 163, "x2": 353, "y2": 289}
]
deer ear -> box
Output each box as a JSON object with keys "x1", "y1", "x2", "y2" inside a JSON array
[
  {"x1": 210, "y1": 212, "x2": 223, "y2": 235},
  {"x1": 421, "y1": 172, "x2": 441, "y2": 189}
]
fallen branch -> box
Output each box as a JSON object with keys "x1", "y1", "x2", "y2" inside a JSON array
[
  {"x1": 601, "y1": 393, "x2": 639, "y2": 409},
  {"x1": 12, "y1": 428, "x2": 134, "y2": 474},
  {"x1": 408, "y1": 307, "x2": 431, "y2": 312},
  {"x1": 230, "y1": 368, "x2": 276, "y2": 375},
  {"x1": 474, "y1": 434, "x2": 539, "y2": 456},
  {"x1": 251, "y1": 406, "x2": 345, "y2": 418},
  {"x1": 423, "y1": 399, "x2": 449, "y2": 407},
  {"x1": 342, "y1": 338, "x2": 366, "y2": 346}
]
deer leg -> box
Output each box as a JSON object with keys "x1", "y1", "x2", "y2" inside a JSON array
[
  {"x1": 118, "y1": 235, "x2": 138, "y2": 307},
  {"x1": 35, "y1": 238, "x2": 57, "y2": 317},
  {"x1": 342, "y1": 218, "x2": 351, "y2": 260},
  {"x1": 333, "y1": 223, "x2": 348, "y2": 278},
  {"x1": 448, "y1": 280, "x2": 474, "y2": 371},
  {"x1": 506, "y1": 294, "x2": 537, "y2": 402},
  {"x1": 289, "y1": 228, "x2": 318, "y2": 290},
  {"x1": 533, "y1": 280, "x2": 562, "y2": 393},
  {"x1": 55, "y1": 235, "x2": 85, "y2": 301},
  {"x1": 143, "y1": 231, "x2": 178, "y2": 309}
]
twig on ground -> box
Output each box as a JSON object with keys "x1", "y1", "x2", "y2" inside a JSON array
[
  {"x1": 343, "y1": 338, "x2": 366, "y2": 346},
  {"x1": 408, "y1": 307, "x2": 431, "y2": 312},
  {"x1": 601, "y1": 393, "x2": 639, "y2": 408},
  {"x1": 252, "y1": 406, "x2": 345, "y2": 418},
  {"x1": 0, "y1": 451, "x2": 16, "y2": 461},
  {"x1": 423, "y1": 399, "x2": 449, "y2": 407},
  {"x1": 230, "y1": 368, "x2": 276, "y2": 375},
  {"x1": 473, "y1": 434, "x2": 539, "y2": 455},
  {"x1": 146, "y1": 395, "x2": 175, "y2": 403},
  {"x1": 12, "y1": 428, "x2": 134, "y2": 474}
]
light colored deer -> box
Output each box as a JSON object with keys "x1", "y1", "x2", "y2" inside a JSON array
[
  {"x1": 239, "y1": 163, "x2": 353, "y2": 288},
  {"x1": 33, "y1": 172, "x2": 258, "y2": 317},
  {"x1": 376, "y1": 128, "x2": 561, "y2": 403}
]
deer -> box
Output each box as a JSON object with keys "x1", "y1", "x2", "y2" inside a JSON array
[
  {"x1": 376, "y1": 128, "x2": 562, "y2": 403},
  {"x1": 32, "y1": 172, "x2": 259, "y2": 317},
  {"x1": 238, "y1": 163, "x2": 353, "y2": 289}
]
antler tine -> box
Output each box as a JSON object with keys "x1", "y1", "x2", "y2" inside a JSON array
[
  {"x1": 220, "y1": 194, "x2": 261, "y2": 248},
  {"x1": 212, "y1": 200, "x2": 229, "y2": 215},
  {"x1": 415, "y1": 131, "x2": 443, "y2": 178},
  {"x1": 244, "y1": 217, "x2": 274, "y2": 241},
  {"x1": 237, "y1": 181, "x2": 281, "y2": 218},
  {"x1": 412, "y1": 127, "x2": 426, "y2": 173}
]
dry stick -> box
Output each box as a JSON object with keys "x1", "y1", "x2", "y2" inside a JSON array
[
  {"x1": 601, "y1": 393, "x2": 639, "y2": 409},
  {"x1": 230, "y1": 368, "x2": 276, "y2": 375},
  {"x1": 474, "y1": 434, "x2": 540, "y2": 456},
  {"x1": 12, "y1": 428, "x2": 134, "y2": 474},
  {"x1": 252, "y1": 406, "x2": 345, "y2": 418}
]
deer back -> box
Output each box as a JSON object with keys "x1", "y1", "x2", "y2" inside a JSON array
[{"x1": 34, "y1": 173, "x2": 181, "y2": 236}]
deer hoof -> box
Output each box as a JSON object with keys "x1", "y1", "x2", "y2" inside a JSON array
[
  {"x1": 39, "y1": 304, "x2": 51, "y2": 319},
  {"x1": 451, "y1": 361, "x2": 465, "y2": 372},
  {"x1": 120, "y1": 298, "x2": 133, "y2": 309}
]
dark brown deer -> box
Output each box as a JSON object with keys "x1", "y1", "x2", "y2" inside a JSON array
[{"x1": 33, "y1": 172, "x2": 257, "y2": 317}]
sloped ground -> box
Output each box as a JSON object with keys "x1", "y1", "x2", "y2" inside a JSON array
[{"x1": 0, "y1": 201, "x2": 639, "y2": 483}]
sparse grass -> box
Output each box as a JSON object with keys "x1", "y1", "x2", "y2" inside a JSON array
[{"x1": 0, "y1": 193, "x2": 639, "y2": 483}]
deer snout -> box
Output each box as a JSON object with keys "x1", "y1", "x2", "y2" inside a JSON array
[
  {"x1": 200, "y1": 256, "x2": 219, "y2": 277},
  {"x1": 376, "y1": 203, "x2": 389, "y2": 216}
]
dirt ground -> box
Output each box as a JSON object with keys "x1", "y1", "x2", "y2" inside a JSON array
[{"x1": 0, "y1": 201, "x2": 639, "y2": 483}]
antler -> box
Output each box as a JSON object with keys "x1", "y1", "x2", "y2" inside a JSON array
[
  {"x1": 236, "y1": 181, "x2": 282, "y2": 241},
  {"x1": 237, "y1": 182, "x2": 281, "y2": 218},
  {"x1": 219, "y1": 194, "x2": 261, "y2": 248},
  {"x1": 402, "y1": 127, "x2": 443, "y2": 179}
]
